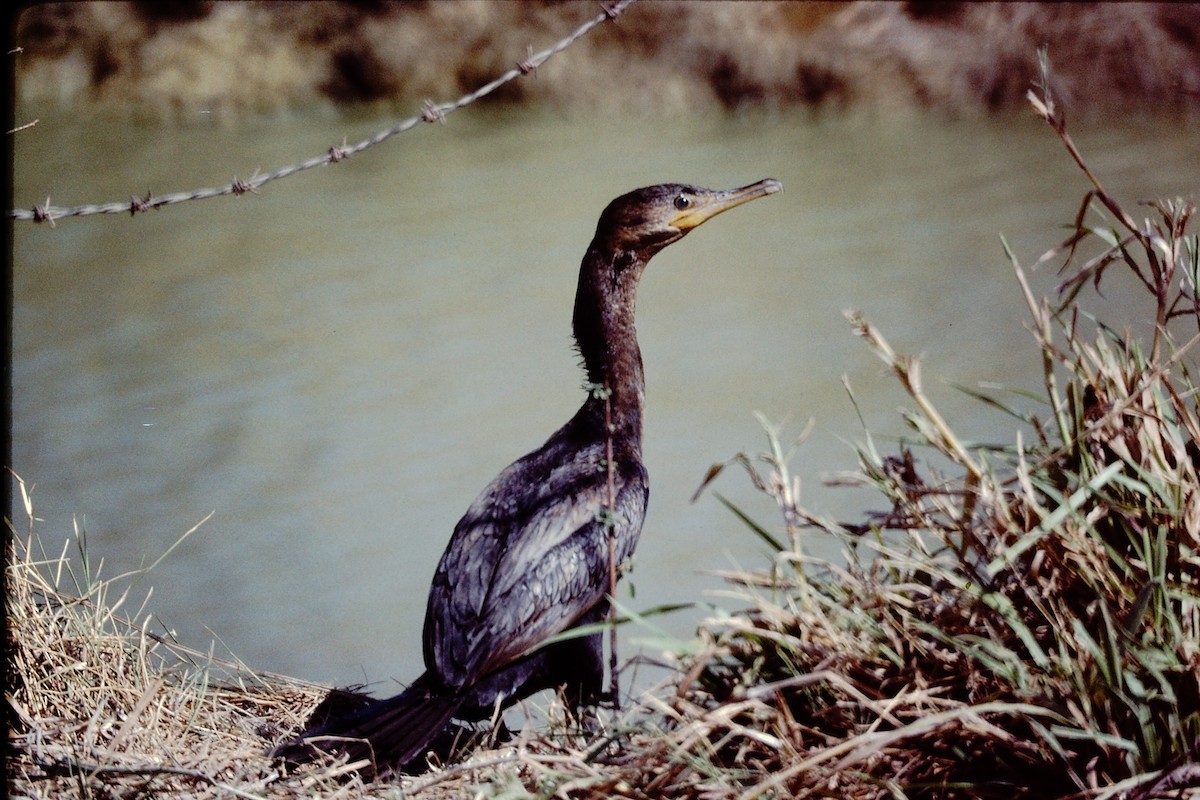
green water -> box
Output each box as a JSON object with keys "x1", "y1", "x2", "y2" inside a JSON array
[{"x1": 11, "y1": 105, "x2": 1199, "y2": 690}]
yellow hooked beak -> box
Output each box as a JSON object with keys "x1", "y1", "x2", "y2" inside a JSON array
[{"x1": 669, "y1": 178, "x2": 782, "y2": 231}]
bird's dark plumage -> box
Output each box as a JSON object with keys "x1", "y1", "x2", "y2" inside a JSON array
[{"x1": 273, "y1": 179, "x2": 781, "y2": 777}]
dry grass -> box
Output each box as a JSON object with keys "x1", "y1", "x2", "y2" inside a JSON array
[
  {"x1": 8, "y1": 78, "x2": 1199, "y2": 799},
  {"x1": 5, "y1": 485, "x2": 549, "y2": 798},
  {"x1": 6, "y1": 492, "x2": 313, "y2": 798}
]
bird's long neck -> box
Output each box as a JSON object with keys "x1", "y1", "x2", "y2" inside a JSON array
[{"x1": 572, "y1": 246, "x2": 647, "y2": 451}]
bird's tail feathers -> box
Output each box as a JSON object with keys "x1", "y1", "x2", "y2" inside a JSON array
[{"x1": 273, "y1": 674, "x2": 464, "y2": 777}]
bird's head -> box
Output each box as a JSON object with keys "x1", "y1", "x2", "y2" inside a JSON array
[{"x1": 591, "y1": 179, "x2": 782, "y2": 257}]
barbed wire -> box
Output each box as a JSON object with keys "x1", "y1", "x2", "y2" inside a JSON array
[{"x1": 10, "y1": 0, "x2": 635, "y2": 226}]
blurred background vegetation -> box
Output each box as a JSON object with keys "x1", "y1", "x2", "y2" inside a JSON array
[{"x1": 13, "y1": 1, "x2": 1200, "y2": 121}]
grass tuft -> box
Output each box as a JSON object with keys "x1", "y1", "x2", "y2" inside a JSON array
[{"x1": 5, "y1": 473, "x2": 375, "y2": 798}]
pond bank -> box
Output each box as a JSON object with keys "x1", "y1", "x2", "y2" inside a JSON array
[{"x1": 14, "y1": 2, "x2": 1200, "y2": 122}]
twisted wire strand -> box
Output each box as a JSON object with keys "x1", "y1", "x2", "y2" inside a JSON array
[{"x1": 11, "y1": 0, "x2": 635, "y2": 226}]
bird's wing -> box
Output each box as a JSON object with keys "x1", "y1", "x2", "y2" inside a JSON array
[{"x1": 425, "y1": 437, "x2": 646, "y2": 689}]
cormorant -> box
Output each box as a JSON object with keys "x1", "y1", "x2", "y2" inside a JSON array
[{"x1": 273, "y1": 179, "x2": 781, "y2": 776}]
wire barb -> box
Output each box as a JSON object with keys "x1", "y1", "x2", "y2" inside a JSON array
[
  {"x1": 326, "y1": 139, "x2": 351, "y2": 163},
  {"x1": 516, "y1": 45, "x2": 537, "y2": 76},
  {"x1": 31, "y1": 198, "x2": 55, "y2": 227},
  {"x1": 420, "y1": 99, "x2": 447, "y2": 125},
  {"x1": 129, "y1": 192, "x2": 154, "y2": 216},
  {"x1": 230, "y1": 175, "x2": 259, "y2": 196}
]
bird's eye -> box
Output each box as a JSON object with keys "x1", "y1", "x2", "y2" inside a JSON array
[{"x1": 673, "y1": 194, "x2": 691, "y2": 210}]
